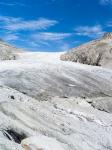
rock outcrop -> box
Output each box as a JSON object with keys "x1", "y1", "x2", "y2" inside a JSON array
[
  {"x1": 60, "y1": 33, "x2": 112, "y2": 68},
  {"x1": 0, "y1": 39, "x2": 22, "y2": 60}
]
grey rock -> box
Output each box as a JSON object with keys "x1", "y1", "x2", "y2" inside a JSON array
[
  {"x1": 60, "y1": 32, "x2": 112, "y2": 68},
  {"x1": 0, "y1": 40, "x2": 22, "y2": 60}
]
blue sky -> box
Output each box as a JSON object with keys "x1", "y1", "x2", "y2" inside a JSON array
[{"x1": 0, "y1": 0, "x2": 112, "y2": 51}]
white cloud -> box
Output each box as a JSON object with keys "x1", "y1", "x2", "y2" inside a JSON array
[
  {"x1": 0, "y1": 2, "x2": 15, "y2": 6},
  {"x1": 32, "y1": 32, "x2": 71, "y2": 41},
  {"x1": 74, "y1": 25, "x2": 104, "y2": 38},
  {"x1": 60, "y1": 43, "x2": 70, "y2": 51},
  {"x1": 106, "y1": 21, "x2": 112, "y2": 27},
  {"x1": 2, "y1": 34, "x2": 19, "y2": 41},
  {"x1": 0, "y1": 16, "x2": 21, "y2": 24},
  {"x1": 0, "y1": 2, "x2": 27, "y2": 7},
  {"x1": 100, "y1": 0, "x2": 112, "y2": 5},
  {"x1": 6, "y1": 18, "x2": 58, "y2": 31},
  {"x1": 0, "y1": 16, "x2": 58, "y2": 31},
  {"x1": 29, "y1": 32, "x2": 72, "y2": 50},
  {"x1": 0, "y1": 15, "x2": 72, "y2": 51}
]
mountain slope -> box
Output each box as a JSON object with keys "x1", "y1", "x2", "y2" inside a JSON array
[
  {"x1": 60, "y1": 33, "x2": 112, "y2": 68},
  {"x1": 0, "y1": 40, "x2": 22, "y2": 60}
]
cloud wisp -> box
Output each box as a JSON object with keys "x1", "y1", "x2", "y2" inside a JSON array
[
  {"x1": 32, "y1": 32, "x2": 71, "y2": 41},
  {"x1": 0, "y1": 2, "x2": 27, "y2": 7},
  {"x1": 3, "y1": 34, "x2": 19, "y2": 41},
  {"x1": 0, "y1": 16, "x2": 58, "y2": 31},
  {"x1": 99, "y1": 0, "x2": 112, "y2": 5},
  {"x1": 74, "y1": 25, "x2": 104, "y2": 38},
  {"x1": 0, "y1": 15, "x2": 73, "y2": 51},
  {"x1": 30, "y1": 32, "x2": 72, "y2": 50},
  {"x1": 106, "y1": 21, "x2": 112, "y2": 27}
]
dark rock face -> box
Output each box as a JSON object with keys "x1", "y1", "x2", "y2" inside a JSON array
[
  {"x1": 60, "y1": 33, "x2": 112, "y2": 68},
  {"x1": 4, "y1": 130, "x2": 26, "y2": 144}
]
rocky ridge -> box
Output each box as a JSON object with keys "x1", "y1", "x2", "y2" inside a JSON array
[
  {"x1": 60, "y1": 33, "x2": 112, "y2": 68},
  {"x1": 0, "y1": 39, "x2": 22, "y2": 60}
]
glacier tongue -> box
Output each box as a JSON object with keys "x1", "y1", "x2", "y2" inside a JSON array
[{"x1": 0, "y1": 52, "x2": 112, "y2": 150}]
